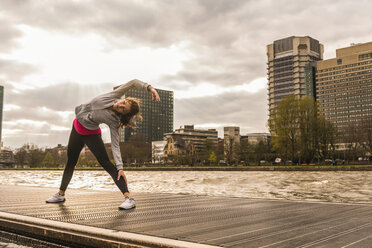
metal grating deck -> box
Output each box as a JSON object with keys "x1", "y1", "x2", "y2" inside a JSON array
[{"x1": 0, "y1": 185, "x2": 371, "y2": 247}]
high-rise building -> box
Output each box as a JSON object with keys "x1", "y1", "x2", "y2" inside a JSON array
[
  {"x1": 119, "y1": 87, "x2": 174, "y2": 143},
  {"x1": 0, "y1": 85, "x2": 3, "y2": 143},
  {"x1": 316, "y1": 41, "x2": 372, "y2": 131},
  {"x1": 224, "y1": 126, "x2": 240, "y2": 162},
  {"x1": 267, "y1": 36, "x2": 324, "y2": 116}
]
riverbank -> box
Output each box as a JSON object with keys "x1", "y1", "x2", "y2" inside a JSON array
[{"x1": 1, "y1": 164, "x2": 372, "y2": 171}]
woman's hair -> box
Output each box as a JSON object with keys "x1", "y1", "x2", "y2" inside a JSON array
[{"x1": 118, "y1": 97, "x2": 142, "y2": 129}]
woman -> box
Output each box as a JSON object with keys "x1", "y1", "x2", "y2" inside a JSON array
[{"x1": 46, "y1": 79, "x2": 160, "y2": 210}]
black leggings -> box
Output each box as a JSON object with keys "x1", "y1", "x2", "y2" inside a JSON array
[{"x1": 59, "y1": 125, "x2": 129, "y2": 194}]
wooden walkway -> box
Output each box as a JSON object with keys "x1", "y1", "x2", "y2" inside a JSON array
[{"x1": 0, "y1": 185, "x2": 371, "y2": 247}]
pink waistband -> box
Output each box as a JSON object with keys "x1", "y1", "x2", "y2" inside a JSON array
[{"x1": 73, "y1": 118, "x2": 101, "y2": 135}]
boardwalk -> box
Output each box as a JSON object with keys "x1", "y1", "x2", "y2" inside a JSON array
[{"x1": 0, "y1": 185, "x2": 371, "y2": 247}]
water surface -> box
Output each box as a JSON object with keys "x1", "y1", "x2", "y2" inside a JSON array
[{"x1": 0, "y1": 170, "x2": 371, "y2": 203}]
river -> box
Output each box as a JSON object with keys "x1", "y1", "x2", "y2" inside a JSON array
[{"x1": 1, "y1": 170, "x2": 371, "y2": 203}]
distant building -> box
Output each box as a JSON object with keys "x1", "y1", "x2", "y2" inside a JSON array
[
  {"x1": 45, "y1": 144, "x2": 67, "y2": 158},
  {"x1": 118, "y1": 86, "x2": 174, "y2": 143},
  {"x1": 0, "y1": 147, "x2": 15, "y2": 168},
  {"x1": 173, "y1": 125, "x2": 218, "y2": 154},
  {"x1": 241, "y1": 133, "x2": 271, "y2": 145},
  {"x1": 267, "y1": 36, "x2": 323, "y2": 120},
  {"x1": 15, "y1": 143, "x2": 38, "y2": 152},
  {"x1": 316, "y1": 41, "x2": 372, "y2": 131},
  {"x1": 224, "y1": 126, "x2": 240, "y2": 163},
  {"x1": 164, "y1": 125, "x2": 218, "y2": 163},
  {"x1": 56, "y1": 144, "x2": 68, "y2": 155},
  {"x1": 164, "y1": 134, "x2": 195, "y2": 163},
  {"x1": 45, "y1": 144, "x2": 67, "y2": 154},
  {"x1": 152, "y1": 140, "x2": 167, "y2": 163}
]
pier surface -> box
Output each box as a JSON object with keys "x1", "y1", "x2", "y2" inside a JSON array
[{"x1": 0, "y1": 185, "x2": 371, "y2": 247}]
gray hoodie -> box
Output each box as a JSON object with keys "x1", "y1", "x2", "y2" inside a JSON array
[{"x1": 75, "y1": 79, "x2": 149, "y2": 170}]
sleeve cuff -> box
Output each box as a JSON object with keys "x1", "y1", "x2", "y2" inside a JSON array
[{"x1": 116, "y1": 164, "x2": 123, "y2": 170}]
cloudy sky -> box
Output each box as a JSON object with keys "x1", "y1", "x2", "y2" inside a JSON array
[{"x1": 1, "y1": 0, "x2": 372, "y2": 149}]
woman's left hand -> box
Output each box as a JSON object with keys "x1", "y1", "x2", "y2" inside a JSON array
[
  {"x1": 117, "y1": 170, "x2": 127, "y2": 184},
  {"x1": 148, "y1": 86, "x2": 160, "y2": 101}
]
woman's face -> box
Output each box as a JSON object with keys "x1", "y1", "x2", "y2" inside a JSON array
[{"x1": 113, "y1": 99, "x2": 131, "y2": 114}]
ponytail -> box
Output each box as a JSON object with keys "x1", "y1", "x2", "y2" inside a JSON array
[{"x1": 118, "y1": 98, "x2": 142, "y2": 129}]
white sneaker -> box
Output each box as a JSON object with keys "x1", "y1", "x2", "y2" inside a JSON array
[
  {"x1": 46, "y1": 193, "x2": 65, "y2": 203},
  {"x1": 119, "y1": 197, "x2": 136, "y2": 210}
]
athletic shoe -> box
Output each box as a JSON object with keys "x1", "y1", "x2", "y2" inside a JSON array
[
  {"x1": 46, "y1": 193, "x2": 65, "y2": 203},
  {"x1": 119, "y1": 197, "x2": 136, "y2": 210}
]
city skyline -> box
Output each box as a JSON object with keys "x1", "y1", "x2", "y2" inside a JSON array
[{"x1": 1, "y1": 0, "x2": 372, "y2": 149}]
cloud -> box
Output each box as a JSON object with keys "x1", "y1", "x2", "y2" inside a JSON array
[
  {"x1": 0, "y1": 16, "x2": 22, "y2": 53},
  {"x1": 2, "y1": 0, "x2": 372, "y2": 149},
  {"x1": 3, "y1": 106, "x2": 74, "y2": 126},
  {"x1": 4, "y1": 81, "x2": 114, "y2": 112},
  {"x1": 3, "y1": 0, "x2": 372, "y2": 90},
  {"x1": 2, "y1": 1, "x2": 372, "y2": 51},
  {"x1": 1, "y1": 81, "x2": 109, "y2": 148},
  {"x1": 3, "y1": 104, "x2": 21, "y2": 111},
  {"x1": 2, "y1": 80, "x2": 128, "y2": 148},
  {"x1": 2, "y1": 127, "x2": 71, "y2": 149},
  {"x1": 174, "y1": 77, "x2": 266, "y2": 99},
  {"x1": 2, "y1": 118, "x2": 71, "y2": 148},
  {"x1": 0, "y1": 58, "x2": 38, "y2": 81},
  {"x1": 174, "y1": 87, "x2": 269, "y2": 137}
]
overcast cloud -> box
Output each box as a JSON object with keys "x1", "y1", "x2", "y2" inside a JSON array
[{"x1": 1, "y1": 0, "x2": 372, "y2": 148}]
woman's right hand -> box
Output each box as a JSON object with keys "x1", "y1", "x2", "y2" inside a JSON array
[{"x1": 117, "y1": 169, "x2": 127, "y2": 184}]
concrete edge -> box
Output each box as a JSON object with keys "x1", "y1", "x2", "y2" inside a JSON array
[{"x1": 0, "y1": 211, "x2": 220, "y2": 248}]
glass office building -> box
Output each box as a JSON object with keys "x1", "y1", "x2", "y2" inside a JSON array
[
  {"x1": 304, "y1": 62, "x2": 317, "y2": 98},
  {"x1": 119, "y1": 87, "x2": 174, "y2": 143}
]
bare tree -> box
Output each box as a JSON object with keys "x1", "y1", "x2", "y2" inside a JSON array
[
  {"x1": 360, "y1": 116, "x2": 372, "y2": 158},
  {"x1": 239, "y1": 140, "x2": 252, "y2": 164},
  {"x1": 343, "y1": 122, "x2": 363, "y2": 162},
  {"x1": 14, "y1": 148, "x2": 27, "y2": 167},
  {"x1": 224, "y1": 137, "x2": 234, "y2": 164},
  {"x1": 27, "y1": 149, "x2": 45, "y2": 168},
  {"x1": 317, "y1": 116, "x2": 336, "y2": 161}
]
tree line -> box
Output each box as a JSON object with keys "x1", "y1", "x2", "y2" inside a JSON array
[
  {"x1": 14, "y1": 134, "x2": 152, "y2": 168},
  {"x1": 14, "y1": 147, "x2": 67, "y2": 168},
  {"x1": 268, "y1": 95, "x2": 372, "y2": 164}
]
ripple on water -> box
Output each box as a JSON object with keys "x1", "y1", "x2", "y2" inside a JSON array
[
  {"x1": 310, "y1": 180, "x2": 329, "y2": 185},
  {"x1": 0, "y1": 241, "x2": 33, "y2": 248}
]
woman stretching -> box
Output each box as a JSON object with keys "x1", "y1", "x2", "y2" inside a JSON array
[{"x1": 46, "y1": 79, "x2": 160, "y2": 209}]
